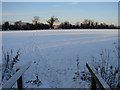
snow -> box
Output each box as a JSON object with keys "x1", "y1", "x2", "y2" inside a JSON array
[
  {"x1": 1, "y1": 29, "x2": 118, "y2": 88},
  {"x1": 2, "y1": 61, "x2": 31, "y2": 88}
]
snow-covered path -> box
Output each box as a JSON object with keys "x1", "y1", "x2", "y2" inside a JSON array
[{"x1": 2, "y1": 29, "x2": 118, "y2": 88}]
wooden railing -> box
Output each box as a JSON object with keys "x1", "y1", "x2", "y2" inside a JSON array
[
  {"x1": 2, "y1": 62, "x2": 31, "y2": 90},
  {"x1": 2, "y1": 61, "x2": 111, "y2": 89},
  {"x1": 86, "y1": 62, "x2": 111, "y2": 90}
]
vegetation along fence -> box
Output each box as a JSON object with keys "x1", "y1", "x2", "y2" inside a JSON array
[
  {"x1": 2, "y1": 61, "x2": 111, "y2": 89},
  {"x1": 86, "y1": 62, "x2": 111, "y2": 90},
  {"x1": 2, "y1": 62, "x2": 31, "y2": 90}
]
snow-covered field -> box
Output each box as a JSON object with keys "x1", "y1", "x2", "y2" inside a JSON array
[{"x1": 1, "y1": 29, "x2": 119, "y2": 88}]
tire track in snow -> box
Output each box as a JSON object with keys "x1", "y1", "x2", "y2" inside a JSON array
[
  {"x1": 51, "y1": 34, "x2": 115, "y2": 42},
  {"x1": 36, "y1": 36, "x2": 118, "y2": 50}
]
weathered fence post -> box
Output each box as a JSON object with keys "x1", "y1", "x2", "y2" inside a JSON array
[
  {"x1": 86, "y1": 62, "x2": 111, "y2": 90},
  {"x1": 16, "y1": 68, "x2": 23, "y2": 90},
  {"x1": 91, "y1": 76, "x2": 96, "y2": 90},
  {"x1": 2, "y1": 62, "x2": 31, "y2": 89}
]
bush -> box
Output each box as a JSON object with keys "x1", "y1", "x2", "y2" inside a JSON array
[
  {"x1": 2, "y1": 49, "x2": 20, "y2": 84},
  {"x1": 77, "y1": 43, "x2": 119, "y2": 88},
  {"x1": 92, "y1": 48, "x2": 119, "y2": 88}
]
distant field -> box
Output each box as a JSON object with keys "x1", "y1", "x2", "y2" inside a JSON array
[{"x1": 2, "y1": 29, "x2": 118, "y2": 88}]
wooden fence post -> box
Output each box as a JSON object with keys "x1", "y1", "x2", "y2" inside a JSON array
[
  {"x1": 91, "y1": 76, "x2": 96, "y2": 90},
  {"x1": 3, "y1": 62, "x2": 31, "y2": 89},
  {"x1": 86, "y1": 63, "x2": 111, "y2": 90},
  {"x1": 16, "y1": 68, "x2": 23, "y2": 90}
]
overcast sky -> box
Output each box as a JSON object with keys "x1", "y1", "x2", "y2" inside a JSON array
[{"x1": 2, "y1": 2, "x2": 118, "y2": 25}]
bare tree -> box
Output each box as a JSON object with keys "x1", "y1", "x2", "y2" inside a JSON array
[
  {"x1": 14, "y1": 21, "x2": 22, "y2": 26},
  {"x1": 2, "y1": 22, "x2": 10, "y2": 30},
  {"x1": 47, "y1": 16, "x2": 59, "y2": 29},
  {"x1": 32, "y1": 16, "x2": 40, "y2": 25},
  {"x1": 14, "y1": 21, "x2": 23, "y2": 30}
]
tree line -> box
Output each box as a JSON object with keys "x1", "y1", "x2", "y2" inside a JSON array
[{"x1": 2, "y1": 16, "x2": 118, "y2": 30}]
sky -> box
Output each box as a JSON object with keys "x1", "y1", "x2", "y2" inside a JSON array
[{"x1": 2, "y1": 2, "x2": 118, "y2": 25}]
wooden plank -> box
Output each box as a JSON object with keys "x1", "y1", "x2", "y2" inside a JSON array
[
  {"x1": 86, "y1": 62, "x2": 111, "y2": 90},
  {"x1": 2, "y1": 61, "x2": 31, "y2": 89}
]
